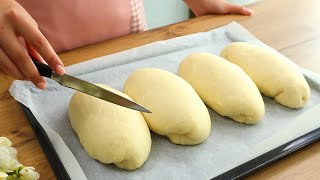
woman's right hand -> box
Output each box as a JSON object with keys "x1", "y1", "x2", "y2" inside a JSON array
[{"x1": 0, "y1": 0, "x2": 65, "y2": 89}]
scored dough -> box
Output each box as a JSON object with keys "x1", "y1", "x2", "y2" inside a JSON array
[
  {"x1": 178, "y1": 53, "x2": 265, "y2": 124},
  {"x1": 221, "y1": 42, "x2": 310, "y2": 108},
  {"x1": 124, "y1": 68, "x2": 211, "y2": 145},
  {"x1": 68, "y1": 84, "x2": 151, "y2": 170}
]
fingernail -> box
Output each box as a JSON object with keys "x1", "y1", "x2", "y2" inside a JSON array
[
  {"x1": 244, "y1": 8, "x2": 253, "y2": 15},
  {"x1": 56, "y1": 65, "x2": 65, "y2": 75},
  {"x1": 37, "y1": 82, "x2": 46, "y2": 89}
]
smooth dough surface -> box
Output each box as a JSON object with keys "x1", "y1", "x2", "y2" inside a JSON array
[
  {"x1": 221, "y1": 42, "x2": 310, "y2": 108},
  {"x1": 178, "y1": 53, "x2": 265, "y2": 124},
  {"x1": 124, "y1": 68, "x2": 211, "y2": 145},
  {"x1": 68, "y1": 84, "x2": 151, "y2": 170}
]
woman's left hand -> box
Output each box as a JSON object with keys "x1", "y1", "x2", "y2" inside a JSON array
[{"x1": 184, "y1": 0, "x2": 253, "y2": 16}]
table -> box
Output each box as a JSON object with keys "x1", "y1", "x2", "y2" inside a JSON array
[{"x1": 1, "y1": 0, "x2": 320, "y2": 179}]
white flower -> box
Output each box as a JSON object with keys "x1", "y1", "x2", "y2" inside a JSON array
[
  {"x1": 0, "y1": 146, "x2": 21, "y2": 170},
  {"x1": 0, "y1": 137, "x2": 12, "y2": 147},
  {"x1": 19, "y1": 167, "x2": 40, "y2": 180},
  {"x1": 0, "y1": 137, "x2": 39, "y2": 180},
  {"x1": 0, "y1": 172, "x2": 8, "y2": 180}
]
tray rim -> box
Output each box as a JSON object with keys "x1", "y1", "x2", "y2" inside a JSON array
[
  {"x1": 20, "y1": 103, "x2": 71, "y2": 180},
  {"x1": 213, "y1": 124, "x2": 320, "y2": 179},
  {"x1": 19, "y1": 103, "x2": 320, "y2": 180}
]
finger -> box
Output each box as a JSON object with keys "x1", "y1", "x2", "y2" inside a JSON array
[
  {"x1": 19, "y1": 37, "x2": 46, "y2": 64},
  {"x1": 17, "y1": 36, "x2": 45, "y2": 64},
  {"x1": 0, "y1": 68, "x2": 5, "y2": 75},
  {"x1": 26, "y1": 42, "x2": 47, "y2": 64},
  {"x1": 17, "y1": 36, "x2": 27, "y2": 49},
  {"x1": 226, "y1": 4, "x2": 253, "y2": 16},
  {"x1": 8, "y1": 12, "x2": 65, "y2": 75},
  {"x1": 0, "y1": 32, "x2": 46, "y2": 89},
  {"x1": 0, "y1": 45, "x2": 25, "y2": 80}
]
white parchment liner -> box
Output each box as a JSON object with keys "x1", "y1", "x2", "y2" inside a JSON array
[{"x1": 9, "y1": 22, "x2": 320, "y2": 180}]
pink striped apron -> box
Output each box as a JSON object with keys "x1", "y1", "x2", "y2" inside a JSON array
[{"x1": 16, "y1": 0, "x2": 147, "y2": 52}]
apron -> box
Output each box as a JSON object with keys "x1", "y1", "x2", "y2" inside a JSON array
[{"x1": 17, "y1": 0, "x2": 147, "y2": 52}]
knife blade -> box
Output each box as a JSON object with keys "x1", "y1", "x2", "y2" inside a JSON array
[{"x1": 33, "y1": 60, "x2": 151, "y2": 113}]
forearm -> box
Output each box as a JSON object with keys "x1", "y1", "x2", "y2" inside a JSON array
[{"x1": 183, "y1": 0, "x2": 252, "y2": 16}]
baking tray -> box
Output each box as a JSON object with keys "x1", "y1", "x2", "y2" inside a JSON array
[
  {"x1": 20, "y1": 103, "x2": 71, "y2": 180},
  {"x1": 19, "y1": 103, "x2": 320, "y2": 180}
]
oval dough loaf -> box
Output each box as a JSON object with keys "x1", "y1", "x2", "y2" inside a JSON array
[
  {"x1": 124, "y1": 68, "x2": 211, "y2": 145},
  {"x1": 68, "y1": 84, "x2": 151, "y2": 170},
  {"x1": 178, "y1": 53, "x2": 265, "y2": 124},
  {"x1": 220, "y1": 42, "x2": 310, "y2": 108}
]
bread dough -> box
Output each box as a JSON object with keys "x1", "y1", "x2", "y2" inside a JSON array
[
  {"x1": 68, "y1": 84, "x2": 151, "y2": 170},
  {"x1": 178, "y1": 53, "x2": 265, "y2": 124},
  {"x1": 124, "y1": 68, "x2": 211, "y2": 145},
  {"x1": 221, "y1": 42, "x2": 310, "y2": 108}
]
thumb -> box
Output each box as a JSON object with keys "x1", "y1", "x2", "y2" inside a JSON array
[{"x1": 226, "y1": 3, "x2": 253, "y2": 16}]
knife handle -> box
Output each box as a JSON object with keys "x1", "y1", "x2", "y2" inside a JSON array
[{"x1": 32, "y1": 59, "x2": 53, "y2": 78}]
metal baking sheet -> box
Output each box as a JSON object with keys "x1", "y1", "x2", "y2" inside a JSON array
[
  {"x1": 10, "y1": 22, "x2": 320, "y2": 179},
  {"x1": 19, "y1": 103, "x2": 320, "y2": 180}
]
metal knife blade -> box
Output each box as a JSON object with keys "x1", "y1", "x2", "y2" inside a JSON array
[{"x1": 33, "y1": 60, "x2": 151, "y2": 113}]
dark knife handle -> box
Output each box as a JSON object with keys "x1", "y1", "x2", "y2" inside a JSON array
[{"x1": 32, "y1": 59, "x2": 53, "y2": 78}]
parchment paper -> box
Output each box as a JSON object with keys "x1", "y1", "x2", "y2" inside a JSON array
[{"x1": 9, "y1": 22, "x2": 320, "y2": 180}]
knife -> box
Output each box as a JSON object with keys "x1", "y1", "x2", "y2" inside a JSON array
[{"x1": 33, "y1": 60, "x2": 151, "y2": 113}]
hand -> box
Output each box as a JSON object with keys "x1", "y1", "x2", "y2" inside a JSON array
[
  {"x1": 184, "y1": 0, "x2": 253, "y2": 16},
  {"x1": 0, "y1": 0, "x2": 65, "y2": 89}
]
